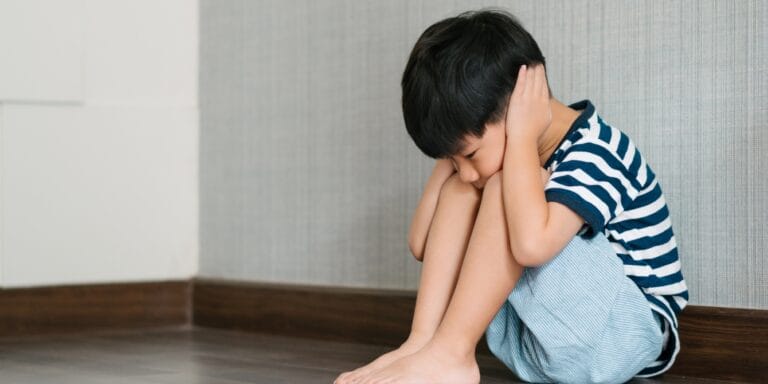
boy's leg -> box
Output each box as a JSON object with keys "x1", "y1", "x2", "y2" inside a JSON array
[
  {"x1": 361, "y1": 171, "x2": 524, "y2": 384},
  {"x1": 428, "y1": 171, "x2": 524, "y2": 357},
  {"x1": 363, "y1": 172, "x2": 663, "y2": 384},
  {"x1": 408, "y1": 174, "x2": 482, "y2": 339},
  {"x1": 335, "y1": 173, "x2": 481, "y2": 384}
]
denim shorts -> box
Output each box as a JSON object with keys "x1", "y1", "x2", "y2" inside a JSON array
[{"x1": 485, "y1": 232, "x2": 664, "y2": 384}]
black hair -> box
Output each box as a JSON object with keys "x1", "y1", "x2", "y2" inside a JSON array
[{"x1": 401, "y1": 7, "x2": 551, "y2": 159}]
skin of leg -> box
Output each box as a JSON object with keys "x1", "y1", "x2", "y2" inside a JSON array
[
  {"x1": 429, "y1": 170, "x2": 525, "y2": 355},
  {"x1": 334, "y1": 173, "x2": 481, "y2": 384},
  {"x1": 361, "y1": 171, "x2": 524, "y2": 384},
  {"x1": 407, "y1": 173, "x2": 483, "y2": 339}
]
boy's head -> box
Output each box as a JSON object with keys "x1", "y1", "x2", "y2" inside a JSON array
[{"x1": 401, "y1": 8, "x2": 550, "y2": 161}]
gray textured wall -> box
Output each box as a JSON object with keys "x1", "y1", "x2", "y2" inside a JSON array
[{"x1": 199, "y1": 0, "x2": 767, "y2": 309}]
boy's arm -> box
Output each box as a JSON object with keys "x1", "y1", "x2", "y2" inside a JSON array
[
  {"x1": 502, "y1": 64, "x2": 586, "y2": 267},
  {"x1": 504, "y1": 141, "x2": 586, "y2": 267},
  {"x1": 408, "y1": 159, "x2": 456, "y2": 261}
]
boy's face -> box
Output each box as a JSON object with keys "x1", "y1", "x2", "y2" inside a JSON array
[{"x1": 448, "y1": 120, "x2": 506, "y2": 190}]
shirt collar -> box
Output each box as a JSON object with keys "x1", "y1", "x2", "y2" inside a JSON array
[{"x1": 543, "y1": 99, "x2": 596, "y2": 169}]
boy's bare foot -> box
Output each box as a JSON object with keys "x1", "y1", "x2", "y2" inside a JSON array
[
  {"x1": 334, "y1": 336, "x2": 430, "y2": 384},
  {"x1": 358, "y1": 338, "x2": 480, "y2": 384}
]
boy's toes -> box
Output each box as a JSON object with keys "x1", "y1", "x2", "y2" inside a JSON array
[
  {"x1": 334, "y1": 371, "x2": 349, "y2": 384},
  {"x1": 345, "y1": 370, "x2": 373, "y2": 384},
  {"x1": 334, "y1": 370, "x2": 359, "y2": 384}
]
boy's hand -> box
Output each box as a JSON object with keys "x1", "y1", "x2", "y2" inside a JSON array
[{"x1": 504, "y1": 64, "x2": 552, "y2": 143}]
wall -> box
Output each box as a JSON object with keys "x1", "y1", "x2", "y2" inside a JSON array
[
  {"x1": 198, "y1": 0, "x2": 767, "y2": 309},
  {"x1": 0, "y1": 0, "x2": 199, "y2": 288}
]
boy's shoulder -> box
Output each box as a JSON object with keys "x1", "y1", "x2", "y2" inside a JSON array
[
  {"x1": 544, "y1": 99, "x2": 667, "y2": 237},
  {"x1": 549, "y1": 99, "x2": 652, "y2": 192}
]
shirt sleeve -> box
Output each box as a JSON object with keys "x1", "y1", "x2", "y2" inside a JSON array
[{"x1": 544, "y1": 138, "x2": 643, "y2": 239}]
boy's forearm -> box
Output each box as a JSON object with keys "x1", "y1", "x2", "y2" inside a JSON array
[
  {"x1": 408, "y1": 160, "x2": 456, "y2": 259},
  {"x1": 502, "y1": 135, "x2": 549, "y2": 265}
]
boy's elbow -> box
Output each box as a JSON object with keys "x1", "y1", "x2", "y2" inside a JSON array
[
  {"x1": 408, "y1": 244, "x2": 421, "y2": 260},
  {"x1": 408, "y1": 237, "x2": 424, "y2": 260},
  {"x1": 511, "y1": 241, "x2": 547, "y2": 268}
]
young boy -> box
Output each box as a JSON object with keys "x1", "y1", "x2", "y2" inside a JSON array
[{"x1": 335, "y1": 8, "x2": 687, "y2": 384}]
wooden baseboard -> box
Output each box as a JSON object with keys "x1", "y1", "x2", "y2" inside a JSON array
[
  {"x1": 2, "y1": 278, "x2": 765, "y2": 381},
  {"x1": 192, "y1": 278, "x2": 768, "y2": 383},
  {"x1": 0, "y1": 280, "x2": 190, "y2": 338},
  {"x1": 192, "y1": 278, "x2": 418, "y2": 347}
]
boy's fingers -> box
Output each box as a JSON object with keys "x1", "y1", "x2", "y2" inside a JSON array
[
  {"x1": 513, "y1": 65, "x2": 526, "y2": 97},
  {"x1": 527, "y1": 63, "x2": 536, "y2": 96}
]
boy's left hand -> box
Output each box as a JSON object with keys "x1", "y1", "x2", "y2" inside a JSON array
[{"x1": 504, "y1": 64, "x2": 552, "y2": 143}]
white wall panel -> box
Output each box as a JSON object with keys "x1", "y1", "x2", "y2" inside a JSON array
[
  {"x1": 1, "y1": 105, "x2": 198, "y2": 288},
  {"x1": 84, "y1": 0, "x2": 197, "y2": 107},
  {"x1": 0, "y1": 0, "x2": 84, "y2": 103}
]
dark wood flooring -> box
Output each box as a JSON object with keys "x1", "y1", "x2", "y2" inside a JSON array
[{"x1": 0, "y1": 326, "x2": 742, "y2": 384}]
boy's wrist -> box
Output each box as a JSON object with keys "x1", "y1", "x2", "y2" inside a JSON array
[{"x1": 506, "y1": 131, "x2": 538, "y2": 149}]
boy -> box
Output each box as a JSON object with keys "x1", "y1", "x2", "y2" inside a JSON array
[{"x1": 335, "y1": 8, "x2": 687, "y2": 384}]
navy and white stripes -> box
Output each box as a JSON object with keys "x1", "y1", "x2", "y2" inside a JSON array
[{"x1": 542, "y1": 99, "x2": 688, "y2": 377}]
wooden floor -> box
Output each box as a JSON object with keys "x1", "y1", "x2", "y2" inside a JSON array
[{"x1": 0, "y1": 326, "x2": 738, "y2": 384}]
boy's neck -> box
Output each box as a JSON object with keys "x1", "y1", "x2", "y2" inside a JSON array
[{"x1": 536, "y1": 98, "x2": 582, "y2": 167}]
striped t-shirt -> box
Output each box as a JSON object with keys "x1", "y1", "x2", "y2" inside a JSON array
[{"x1": 543, "y1": 99, "x2": 688, "y2": 377}]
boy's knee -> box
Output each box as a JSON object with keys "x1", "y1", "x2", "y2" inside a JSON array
[
  {"x1": 484, "y1": 171, "x2": 503, "y2": 191},
  {"x1": 440, "y1": 173, "x2": 482, "y2": 202}
]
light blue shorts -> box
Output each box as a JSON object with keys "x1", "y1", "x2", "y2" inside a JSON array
[{"x1": 485, "y1": 232, "x2": 664, "y2": 384}]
